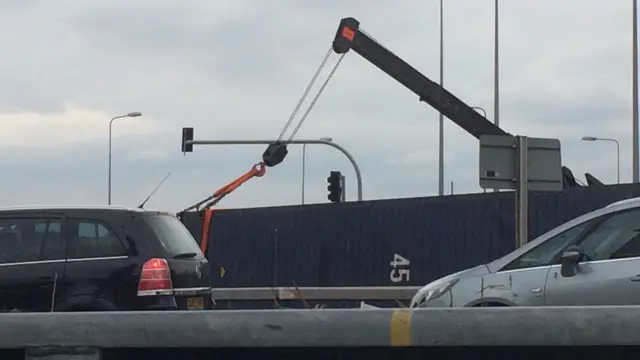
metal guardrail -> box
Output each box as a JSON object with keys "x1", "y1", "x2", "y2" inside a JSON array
[
  {"x1": 210, "y1": 286, "x2": 422, "y2": 301},
  {"x1": 8, "y1": 306, "x2": 640, "y2": 350}
]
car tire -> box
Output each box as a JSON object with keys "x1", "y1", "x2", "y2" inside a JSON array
[
  {"x1": 63, "y1": 296, "x2": 117, "y2": 312},
  {"x1": 474, "y1": 302, "x2": 509, "y2": 307}
]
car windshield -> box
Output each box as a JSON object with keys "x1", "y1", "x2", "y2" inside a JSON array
[{"x1": 142, "y1": 214, "x2": 204, "y2": 258}]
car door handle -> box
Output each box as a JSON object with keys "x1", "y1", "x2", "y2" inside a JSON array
[
  {"x1": 630, "y1": 275, "x2": 640, "y2": 282},
  {"x1": 529, "y1": 287, "x2": 542, "y2": 294}
]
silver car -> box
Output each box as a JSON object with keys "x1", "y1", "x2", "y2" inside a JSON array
[{"x1": 410, "y1": 196, "x2": 640, "y2": 308}]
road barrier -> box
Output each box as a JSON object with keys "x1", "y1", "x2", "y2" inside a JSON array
[
  {"x1": 6, "y1": 307, "x2": 640, "y2": 359},
  {"x1": 210, "y1": 286, "x2": 422, "y2": 301}
]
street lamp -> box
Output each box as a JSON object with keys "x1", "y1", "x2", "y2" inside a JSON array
[
  {"x1": 581, "y1": 136, "x2": 620, "y2": 184},
  {"x1": 302, "y1": 137, "x2": 333, "y2": 204},
  {"x1": 108, "y1": 112, "x2": 143, "y2": 205}
]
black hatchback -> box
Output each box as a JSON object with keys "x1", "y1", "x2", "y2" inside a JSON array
[{"x1": 0, "y1": 206, "x2": 212, "y2": 312}]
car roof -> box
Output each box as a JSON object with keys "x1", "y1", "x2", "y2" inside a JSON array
[
  {"x1": 0, "y1": 205, "x2": 172, "y2": 215},
  {"x1": 606, "y1": 196, "x2": 640, "y2": 208}
]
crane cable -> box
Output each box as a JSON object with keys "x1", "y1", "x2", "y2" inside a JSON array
[
  {"x1": 180, "y1": 47, "x2": 346, "y2": 254},
  {"x1": 182, "y1": 47, "x2": 346, "y2": 214},
  {"x1": 279, "y1": 48, "x2": 346, "y2": 143}
]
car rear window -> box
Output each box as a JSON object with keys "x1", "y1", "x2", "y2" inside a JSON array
[{"x1": 142, "y1": 214, "x2": 204, "y2": 258}]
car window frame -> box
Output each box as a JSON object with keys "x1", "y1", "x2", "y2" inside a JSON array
[
  {"x1": 499, "y1": 217, "x2": 600, "y2": 272},
  {"x1": 0, "y1": 213, "x2": 67, "y2": 264},
  {"x1": 34, "y1": 218, "x2": 66, "y2": 261},
  {"x1": 573, "y1": 208, "x2": 640, "y2": 262},
  {"x1": 67, "y1": 218, "x2": 130, "y2": 259}
]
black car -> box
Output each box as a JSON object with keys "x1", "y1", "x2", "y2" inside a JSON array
[{"x1": 0, "y1": 206, "x2": 212, "y2": 312}]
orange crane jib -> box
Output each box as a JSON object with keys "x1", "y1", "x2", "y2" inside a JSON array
[
  {"x1": 198, "y1": 162, "x2": 266, "y2": 254},
  {"x1": 212, "y1": 162, "x2": 266, "y2": 199}
]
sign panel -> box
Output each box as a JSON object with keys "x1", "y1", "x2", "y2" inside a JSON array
[{"x1": 479, "y1": 135, "x2": 562, "y2": 191}]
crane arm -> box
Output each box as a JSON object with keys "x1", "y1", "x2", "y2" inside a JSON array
[
  {"x1": 332, "y1": 17, "x2": 508, "y2": 139},
  {"x1": 331, "y1": 17, "x2": 583, "y2": 189}
]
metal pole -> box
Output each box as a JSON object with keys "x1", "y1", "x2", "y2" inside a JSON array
[
  {"x1": 617, "y1": 139, "x2": 621, "y2": 184},
  {"x1": 438, "y1": 0, "x2": 445, "y2": 196},
  {"x1": 187, "y1": 139, "x2": 363, "y2": 201},
  {"x1": 107, "y1": 112, "x2": 141, "y2": 205},
  {"x1": 108, "y1": 115, "x2": 126, "y2": 205},
  {"x1": 633, "y1": 0, "x2": 639, "y2": 182},
  {"x1": 301, "y1": 144, "x2": 307, "y2": 204},
  {"x1": 494, "y1": 0, "x2": 500, "y2": 127},
  {"x1": 108, "y1": 120, "x2": 113, "y2": 205},
  {"x1": 516, "y1": 136, "x2": 528, "y2": 248},
  {"x1": 340, "y1": 174, "x2": 346, "y2": 202},
  {"x1": 602, "y1": 139, "x2": 621, "y2": 184}
]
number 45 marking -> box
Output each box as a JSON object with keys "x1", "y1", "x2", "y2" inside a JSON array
[
  {"x1": 390, "y1": 253, "x2": 410, "y2": 283},
  {"x1": 390, "y1": 253, "x2": 410, "y2": 267}
]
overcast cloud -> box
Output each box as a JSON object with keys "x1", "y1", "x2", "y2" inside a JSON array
[{"x1": 0, "y1": 0, "x2": 633, "y2": 210}]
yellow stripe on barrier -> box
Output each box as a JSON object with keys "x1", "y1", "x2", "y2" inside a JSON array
[{"x1": 390, "y1": 309, "x2": 412, "y2": 346}]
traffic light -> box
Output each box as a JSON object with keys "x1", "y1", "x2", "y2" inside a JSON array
[
  {"x1": 327, "y1": 171, "x2": 342, "y2": 203},
  {"x1": 181, "y1": 127, "x2": 194, "y2": 153}
]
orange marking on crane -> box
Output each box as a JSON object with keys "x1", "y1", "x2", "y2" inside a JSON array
[{"x1": 342, "y1": 27, "x2": 355, "y2": 41}]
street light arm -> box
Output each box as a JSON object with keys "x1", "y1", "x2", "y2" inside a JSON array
[
  {"x1": 596, "y1": 138, "x2": 620, "y2": 146},
  {"x1": 320, "y1": 140, "x2": 363, "y2": 201},
  {"x1": 109, "y1": 114, "x2": 127, "y2": 127},
  {"x1": 108, "y1": 112, "x2": 142, "y2": 205},
  {"x1": 581, "y1": 136, "x2": 621, "y2": 184}
]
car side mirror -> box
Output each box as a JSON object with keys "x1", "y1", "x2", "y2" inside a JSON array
[{"x1": 560, "y1": 247, "x2": 584, "y2": 278}]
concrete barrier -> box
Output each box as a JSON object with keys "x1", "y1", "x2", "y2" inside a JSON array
[{"x1": 5, "y1": 307, "x2": 640, "y2": 358}]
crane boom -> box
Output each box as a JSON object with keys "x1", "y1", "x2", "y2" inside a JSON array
[
  {"x1": 332, "y1": 17, "x2": 582, "y2": 188},
  {"x1": 333, "y1": 17, "x2": 508, "y2": 139}
]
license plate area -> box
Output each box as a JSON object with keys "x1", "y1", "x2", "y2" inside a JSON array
[{"x1": 187, "y1": 296, "x2": 204, "y2": 310}]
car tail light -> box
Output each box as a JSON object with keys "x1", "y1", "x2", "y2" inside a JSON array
[{"x1": 137, "y1": 258, "x2": 173, "y2": 296}]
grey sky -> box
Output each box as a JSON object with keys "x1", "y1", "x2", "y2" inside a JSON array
[{"x1": 0, "y1": 0, "x2": 633, "y2": 210}]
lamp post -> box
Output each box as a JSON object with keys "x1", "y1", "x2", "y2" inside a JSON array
[
  {"x1": 302, "y1": 137, "x2": 333, "y2": 204},
  {"x1": 494, "y1": 0, "x2": 500, "y2": 127},
  {"x1": 108, "y1": 112, "x2": 142, "y2": 205},
  {"x1": 438, "y1": 0, "x2": 445, "y2": 196},
  {"x1": 633, "y1": 0, "x2": 639, "y2": 182},
  {"x1": 582, "y1": 136, "x2": 621, "y2": 184}
]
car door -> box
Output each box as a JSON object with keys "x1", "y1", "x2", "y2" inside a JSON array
[
  {"x1": 0, "y1": 214, "x2": 66, "y2": 312},
  {"x1": 62, "y1": 216, "x2": 137, "y2": 310},
  {"x1": 482, "y1": 219, "x2": 594, "y2": 306},
  {"x1": 544, "y1": 208, "x2": 640, "y2": 305}
]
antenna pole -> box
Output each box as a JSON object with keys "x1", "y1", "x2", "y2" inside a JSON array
[{"x1": 138, "y1": 172, "x2": 172, "y2": 208}]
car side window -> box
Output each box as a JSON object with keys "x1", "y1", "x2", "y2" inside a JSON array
[
  {"x1": 501, "y1": 220, "x2": 594, "y2": 271},
  {"x1": 68, "y1": 220, "x2": 128, "y2": 259},
  {"x1": 0, "y1": 217, "x2": 62, "y2": 264},
  {"x1": 577, "y1": 209, "x2": 640, "y2": 261},
  {"x1": 34, "y1": 220, "x2": 65, "y2": 261}
]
